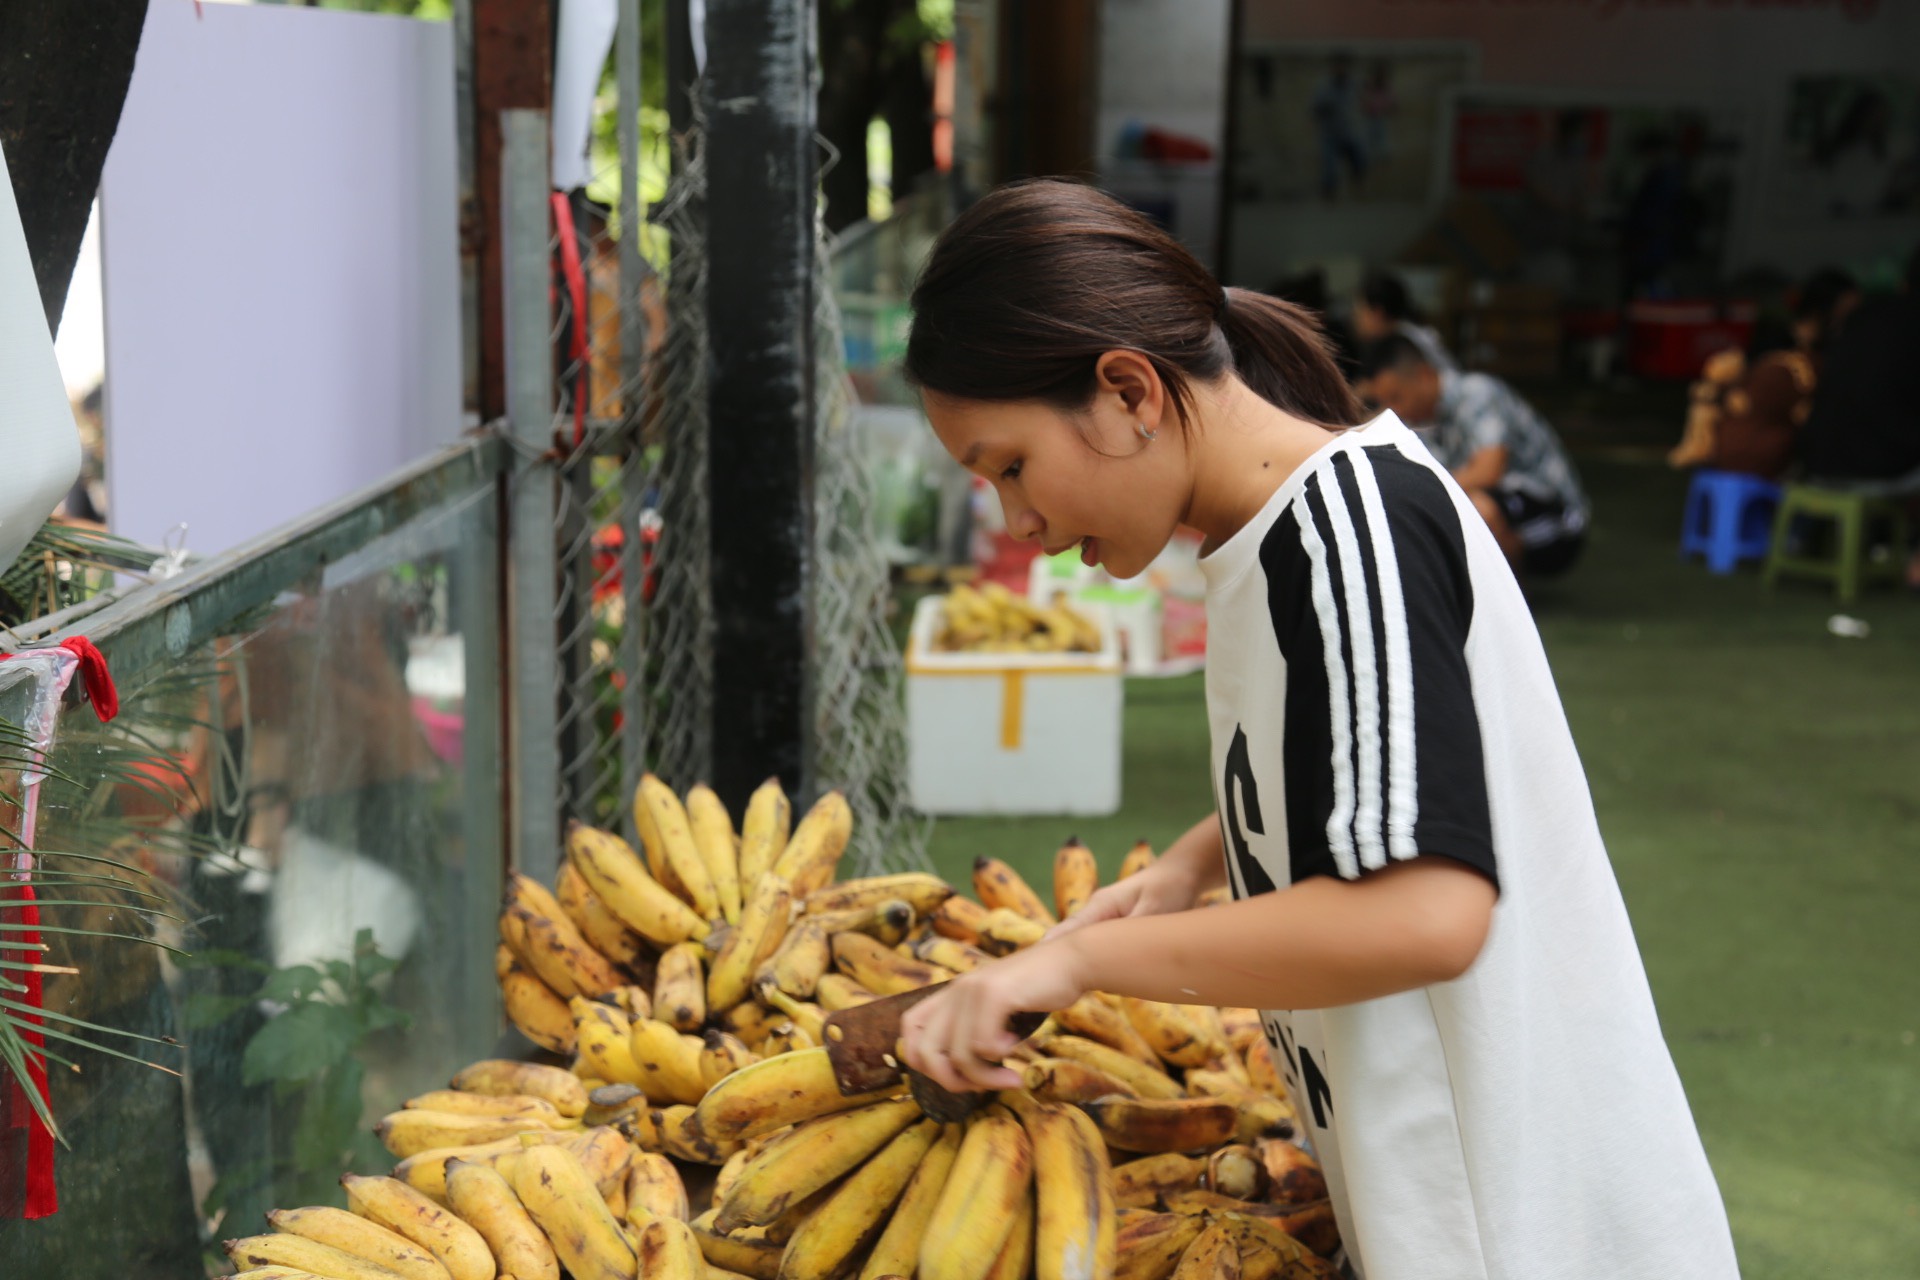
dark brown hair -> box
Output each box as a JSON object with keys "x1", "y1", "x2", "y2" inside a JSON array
[{"x1": 905, "y1": 179, "x2": 1363, "y2": 431}]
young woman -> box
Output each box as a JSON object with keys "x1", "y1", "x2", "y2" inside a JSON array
[{"x1": 896, "y1": 180, "x2": 1739, "y2": 1280}]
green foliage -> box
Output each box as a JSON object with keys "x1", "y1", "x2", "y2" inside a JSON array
[{"x1": 188, "y1": 929, "x2": 411, "y2": 1213}]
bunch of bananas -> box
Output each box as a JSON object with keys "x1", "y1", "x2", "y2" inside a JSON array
[
  {"x1": 932, "y1": 583, "x2": 1102, "y2": 654},
  {"x1": 221, "y1": 776, "x2": 1339, "y2": 1280}
]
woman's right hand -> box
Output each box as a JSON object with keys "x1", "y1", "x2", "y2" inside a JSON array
[{"x1": 1043, "y1": 814, "x2": 1225, "y2": 943}]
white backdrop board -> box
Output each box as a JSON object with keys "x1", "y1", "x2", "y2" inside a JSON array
[{"x1": 102, "y1": 2, "x2": 462, "y2": 556}]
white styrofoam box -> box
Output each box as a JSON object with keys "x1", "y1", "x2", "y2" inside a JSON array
[
  {"x1": 906, "y1": 595, "x2": 1123, "y2": 816},
  {"x1": 0, "y1": 146, "x2": 83, "y2": 577}
]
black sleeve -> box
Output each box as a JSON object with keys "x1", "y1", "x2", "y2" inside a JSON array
[{"x1": 1258, "y1": 447, "x2": 1498, "y2": 889}]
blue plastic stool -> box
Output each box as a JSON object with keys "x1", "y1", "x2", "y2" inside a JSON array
[{"x1": 1680, "y1": 470, "x2": 1782, "y2": 574}]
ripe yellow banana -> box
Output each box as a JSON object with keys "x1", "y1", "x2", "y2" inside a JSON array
[
  {"x1": 983, "y1": 1189, "x2": 1035, "y2": 1280},
  {"x1": 693, "y1": 1047, "x2": 900, "y2": 1144},
  {"x1": 1256, "y1": 1139, "x2": 1328, "y2": 1207},
  {"x1": 650, "y1": 1104, "x2": 740, "y2": 1165},
  {"x1": 857, "y1": 1121, "x2": 962, "y2": 1280},
  {"x1": 624, "y1": 1151, "x2": 691, "y2": 1225},
  {"x1": 1217, "y1": 1006, "x2": 1263, "y2": 1055},
  {"x1": 1117, "y1": 841, "x2": 1155, "y2": 881},
  {"x1": 975, "y1": 908, "x2": 1046, "y2": 956},
  {"x1": 389, "y1": 1139, "x2": 525, "y2": 1200},
  {"x1": 776, "y1": 1117, "x2": 940, "y2": 1280},
  {"x1": 699, "y1": 1030, "x2": 761, "y2": 1088},
  {"x1": 606, "y1": 983, "x2": 656, "y2": 1021},
  {"x1": 1023, "y1": 1055, "x2": 1139, "y2": 1106},
  {"x1": 582, "y1": 1083, "x2": 647, "y2": 1132},
  {"x1": 1181, "y1": 1072, "x2": 1294, "y2": 1144},
  {"x1": 759, "y1": 1022, "x2": 813, "y2": 1056},
  {"x1": 811, "y1": 973, "x2": 877, "y2": 1012},
  {"x1": 225, "y1": 1234, "x2": 410, "y2": 1280},
  {"x1": 737, "y1": 777, "x2": 794, "y2": 892},
  {"x1": 913, "y1": 935, "x2": 989, "y2": 974},
  {"x1": 758, "y1": 917, "x2": 834, "y2": 1000},
  {"x1": 757, "y1": 986, "x2": 827, "y2": 1044},
  {"x1": 713, "y1": 1097, "x2": 921, "y2": 1233},
  {"x1": 1171, "y1": 1223, "x2": 1239, "y2": 1280},
  {"x1": 341, "y1": 1174, "x2": 496, "y2": 1280},
  {"x1": 971, "y1": 857, "x2": 1056, "y2": 927},
  {"x1": 1056, "y1": 994, "x2": 1163, "y2": 1068},
  {"x1": 557, "y1": 862, "x2": 652, "y2": 974},
  {"x1": 720, "y1": 998, "x2": 779, "y2": 1046},
  {"x1": 572, "y1": 998, "x2": 645, "y2": 1088},
  {"x1": 1052, "y1": 838, "x2": 1099, "y2": 919},
  {"x1": 442, "y1": 1160, "x2": 560, "y2": 1280},
  {"x1": 376, "y1": 1110, "x2": 559, "y2": 1160},
  {"x1": 267, "y1": 1207, "x2": 449, "y2": 1280},
  {"x1": 769, "y1": 792, "x2": 852, "y2": 897},
  {"x1": 655, "y1": 941, "x2": 709, "y2": 1032},
  {"x1": 403, "y1": 1091, "x2": 563, "y2": 1123},
  {"x1": 805, "y1": 899, "x2": 918, "y2": 948},
  {"x1": 1037, "y1": 1035, "x2": 1184, "y2": 1100},
  {"x1": 499, "y1": 956, "x2": 576, "y2": 1055},
  {"x1": 1114, "y1": 1212, "x2": 1205, "y2": 1280},
  {"x1": 1120, "y1": 997, "x2": 1226, "y2": 1069},
  {"x1": 1205, "y1": 1145, "x2": 1270, "y2": 1203},
  {"x1": 830, "y1": 930, "x2": 952, "y2": 997},
  {"x1": 1082, "y1": 1096, "x2": 1239, "y2": 1154},
  {"x1": 930, "y1": 896, "x2": 991, "y2": 944},
  {"x1": 450, "y1": 1061, "x2": 589, "y2": 1118},
  {"x1": 1204, "y1": 1208, "x2": 1335, "y2": 1270},
  {"x1": 917, "y1": 1105, "x2": 1032, "y2": 1280},
  {"x1": 804, "y1": 872, "x2": 953, "y2": 919},
  {"x1": 686, "y1": 784, "x2": 744, "y2": 924},
  {"x1": 1014, "y1": 1096, "x2": 1116, "y2": 1280},
  {"x1": 567, "y1": 820, "x2": 710, "y2": 947},
  {"x1": 638, "y1": 1214, "x2": 707, "y2": 1280},
  {"x1": 503, "y1": 873, "x2": 623, "y2": 996},
  {"x1": 1244, "y1": 1039, "x2": 1287, "y2": 1101},
  {"x1": 637, "y1": 775, "x2": 723, "y2": 921},
  {"x1": 708, "y1": 874, "x2": 794, "y2": 1013},
  {"x1": 226, "y1": 1269, "x2": 332, "y2": 1280},
  {"x1": 629, "y1": 1016, "x2": 712, "y2": 1105},
  {"x1": 510, "y1": 1144, "x2": 635, "y2": 1280},
  {"x1": 565, "y1": 1124, "x2": 638, "y2": 1198},
  {"x1": 1110, "y1": 1153, "x2": 1208, "y2": 1210},
  {"x1": 691, "y1": 1213, "x2": 781, "y2": 1280}
]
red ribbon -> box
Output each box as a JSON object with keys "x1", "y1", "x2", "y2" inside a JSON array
[
  {"x1": 2, "y1": 883, "x2": 56, "y2": 1218},
  {"x1": 0, "y1": 636, "x2": 117, "y2": 1217}
]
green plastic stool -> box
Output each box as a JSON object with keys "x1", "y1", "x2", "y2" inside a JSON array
[{"x1": 1762, "y1": 483, "x2": 1913, "y2": 603}]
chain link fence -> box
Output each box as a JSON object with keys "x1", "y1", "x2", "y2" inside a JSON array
[{"x1": 536, "y1": 99, "x2": 925, "y2": 873}]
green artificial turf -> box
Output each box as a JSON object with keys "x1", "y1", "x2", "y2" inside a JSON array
[{"x1": 924, "y1": 451, "x2": 1920, "y2": 1278}]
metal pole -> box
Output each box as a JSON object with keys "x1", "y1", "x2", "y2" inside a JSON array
[
  {"x1": 502, "y1": 108, "x2": 562, "y2": 883},
  {"x1": 703, "y1": 0, "x2": 818, "y2": 812},
  {"x1": 615, "y1": 0, "x2": 649, "y2": 847}
]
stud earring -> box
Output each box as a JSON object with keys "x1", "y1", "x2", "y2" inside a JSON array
[{"x1": 1135, "y1": 421, "x2": 1158, "y2": 442}]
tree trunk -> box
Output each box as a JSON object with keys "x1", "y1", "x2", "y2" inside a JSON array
[{"x1": 0, "y1": 0, "x2": 150, "y2": 335}]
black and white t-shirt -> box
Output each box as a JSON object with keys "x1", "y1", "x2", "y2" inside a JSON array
[{"x1": 1201, "y1": 413, "x2": 1737, "y2": 1280}]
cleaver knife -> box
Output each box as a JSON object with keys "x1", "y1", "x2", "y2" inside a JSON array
[{"x1": 821, "y1": 986, "x2": 1048, "y2": 1123}]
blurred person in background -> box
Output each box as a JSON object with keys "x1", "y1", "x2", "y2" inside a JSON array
[
  {"x1": 1360, "y1": 333, "x2": 1588, "y2": 578},
  {"x1": 1311, "y1": 53, "x2": 1368, "y2": 200},
  {"x1": 1352, "y1": 269, "x2": 1457, "y2": 372},
  {"x1": 1795, "y1": 244, "x2": 1920, "y2": 586}
]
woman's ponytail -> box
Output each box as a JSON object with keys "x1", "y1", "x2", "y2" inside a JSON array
[
  {"x1": 907, "y1": 179, "x2": 1365, "y2": 433},
  {"x1": 1218, "y1": 288, "x2": 1364, "y2": 427}
]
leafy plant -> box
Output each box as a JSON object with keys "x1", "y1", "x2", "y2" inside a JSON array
[{"x1": 186, "y1": 929, "x2": 411, "y2": 1215}]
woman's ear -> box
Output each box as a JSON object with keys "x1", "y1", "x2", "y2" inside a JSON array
[{"x1": 1093, "y1": 349, "x2": 1168, "y2": 434}]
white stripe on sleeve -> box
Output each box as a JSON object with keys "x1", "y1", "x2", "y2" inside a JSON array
[
  {"x1": 1295, "y1": 472, "x2": 1359, "y2": 879},
  {"x1": 1317, "y1": 461, "x2": 1387, "y2": 871},
  {"x1": 1351, "y1": 450, "x2": 1419, "y2": 862}
]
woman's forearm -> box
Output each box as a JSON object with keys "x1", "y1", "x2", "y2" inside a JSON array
[
  {"x1": 1058, "y1": 856, "x2": 1495, "y2": 1011},
  {"x1": 1158, "y1": 814, "x2": 1228, "y2": 894}
]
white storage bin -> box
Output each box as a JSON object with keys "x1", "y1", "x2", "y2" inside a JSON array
[{"x1": 906, "y1": 594, "x2": 1124, "y2": 816}]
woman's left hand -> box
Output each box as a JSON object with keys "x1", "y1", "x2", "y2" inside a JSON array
[{"x1": 898, "y1": 938, "x2": 1088, "y2": 1094}]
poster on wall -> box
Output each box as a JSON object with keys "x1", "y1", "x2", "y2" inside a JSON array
[
  {"x1": 1447, "y1": 92, "x2": 1742, "y2": 298},
  {"x1": 1231, "y1": 41, "x2": 1474, "y2": 205},
  {"x1": 1778, "y1": 74, "x2": 1920, "y2": 220}
]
